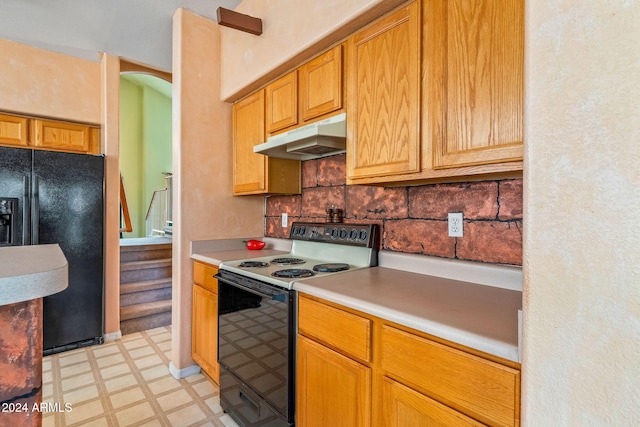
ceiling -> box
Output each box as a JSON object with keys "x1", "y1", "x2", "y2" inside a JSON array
[{"x1": 0, "y1": 0, "x2": 242, "y2": 73}]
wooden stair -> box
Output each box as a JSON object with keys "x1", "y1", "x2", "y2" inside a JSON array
[{"x1": 120, "y1": 239, "x2": 172, "y2": 335}]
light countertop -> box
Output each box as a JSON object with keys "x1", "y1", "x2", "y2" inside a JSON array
[
  {"x1": 0, "y1": 244, "x2": 69, "y2": 306},
  {"x1": 294, "y1": 263, "x2": 522, "y2": 362},
  {"x1": 191, "y1": 238, "x2": 522, "y2": 362},
  {"x1": 190, "y1": 237, "x2": 291, "y2": 265}
]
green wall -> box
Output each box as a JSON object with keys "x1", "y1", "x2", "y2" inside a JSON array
[{"x1": 120, "y1": 75, "x2": 172, "y2": 238}]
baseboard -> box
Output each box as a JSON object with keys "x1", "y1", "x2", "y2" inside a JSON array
[
  {"x1": 103, "y1": 330, "x2": 122, "y2": 342},
  {"x1": 169, "y1": 361, "x2": 201, "y2": 379}
]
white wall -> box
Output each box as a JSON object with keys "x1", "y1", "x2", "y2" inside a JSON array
[{"x1": 522, "y1": 0, "x2": 640, "y2": 424}]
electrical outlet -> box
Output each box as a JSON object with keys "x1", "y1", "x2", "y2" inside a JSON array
[
  {"x1": 281, "y1": 213, "x2": 288, "y2": 228},
  {"x1": 448, "y1": 212, "x2": 463, "y2": 237}
]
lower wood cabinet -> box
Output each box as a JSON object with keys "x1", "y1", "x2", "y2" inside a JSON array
[
  {"x1": 192, "y1": 261, "x2": 219, "y2": 384},
  {"x1": 297, "y1": 293, "x2": 520, "y2": 427},
  {"x1": 297, "y1": 335, "x2": 371, "y2": 427},
  {"x1": 380, "y1": 377, "x2": 483, "y2": 427}
]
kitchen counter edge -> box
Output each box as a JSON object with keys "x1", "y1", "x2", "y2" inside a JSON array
[
  {"x1": 0, "y1": 244, "x2": 69, "y2": 306},
  {"x1": 190, "y1": 237, "x2": 292, "y2": 265},
  {"x1": 189, "y1": 242, "x2": 523, "y2": 363},
  {"x1": 294, "y1": 252, "x2": 523, "y2": 363}
]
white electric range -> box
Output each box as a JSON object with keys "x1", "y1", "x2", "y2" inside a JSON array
[
  {"x1": 214, "y1": 221, "x2": 379, "y2": 427},
  {"x1": 217, "y1": 222, "x2": 379, "y2": 289}
]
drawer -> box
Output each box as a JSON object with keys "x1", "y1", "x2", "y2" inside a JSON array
[
  {"x1": 380, "y1": 377, "x2": 484, "y2": 427},
  {"x1": 193, "y1": 261, "x2": 218, "y2": 294},
  {"x1": 298, "y1": 295, "x2": 371, "y2": 362},
  {"x1": 381, "y1": 325, "x2": 519, "y2": 427}
]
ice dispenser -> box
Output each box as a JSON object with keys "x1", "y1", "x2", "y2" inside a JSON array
[{"x1": 0, "y1": 198, "x2": 17, "y2": 246}]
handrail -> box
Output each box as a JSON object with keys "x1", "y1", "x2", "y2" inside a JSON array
[
  {"x1": 119, "y1": 174, "x2": 133, "y2": 233},
  {"x1": 145, "y1": 188, "x2": 168, "y2": 237}
]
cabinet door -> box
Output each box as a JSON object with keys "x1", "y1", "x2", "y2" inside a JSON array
[
  {"x1": 193, "y1": 261, "x2": 218, "y2": 294},
  {"x1": 0, "y1": 113, "x2": 29, "y2": 147},
  {"x1": 32, "y1": 119, "x2": 97, "y2": 154},
  {"x1": 265, "y1": 71, "x2": 298, "y2": 134},
  {"x1": 430, "y1": 0, "x2": 523, "y2": 169},
  {"x1": 379, "y1": 377, "x2": 485, "y2": 427},
  {"x1": 192, "y1": 284, "x2": 219, "y2": 383},
  {"x1": 299, "y1": 45, "x2": 343, "y2": 122},
  {"x1": 347, "y1": 2, "x2": 421, "y2": 179},
  {"x1": 297, "y1": 335, "x2": 371, "y2": 427},
  {"x1": 381, "y1": 325, "x2": 519, "y2": 427},
  {"x1": 232, "y1": 90, "x2": 268, "y2": 195}
]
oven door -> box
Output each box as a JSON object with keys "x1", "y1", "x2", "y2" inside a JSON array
[{"x1": 216, "y1": 270, "x2": 295, "y2": 426}]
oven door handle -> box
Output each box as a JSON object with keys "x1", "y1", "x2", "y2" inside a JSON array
[{"x1": 216, "y1": 275, "x2": 282, "y2": 300}]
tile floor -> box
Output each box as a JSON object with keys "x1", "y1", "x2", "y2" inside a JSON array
[{"x1": 42, "y1": 326, "x2": 240, "y2": 427}]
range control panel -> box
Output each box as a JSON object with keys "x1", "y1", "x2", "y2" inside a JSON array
[{"x1": 289, "y1": 222, "x2": 379, "y2": 248}]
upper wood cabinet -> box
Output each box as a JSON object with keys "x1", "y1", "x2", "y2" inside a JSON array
[
  {"x1": 346, "y1": 2, "x2": 421, "y2": 180},
  {"x1": 346, "y1": 0, "x2": 523, "y2": 185},
  {"x1": 232, "y1": 90, "x2": 301, "y2": 196},
  {"x1": 32, "y1": 119, "x2": 99, "y2": 154},
  {"x1": 264, "y1": 44, "x2": 345, "y2": 138},
  {"x1": 0, "y1": 113, "x2": 29, "y2": 147},
  {"x1": 0, "y1": 112, "x2": 99, "y2": 154},
  {"x1": 430, "y1": 0, "x2": 524, "y2": 169},
  {"x1": 299, "y1": 45, "x2": 344, "y2": 122},
  {"x1": 266, "y1": 71, "x2": 298, "y2": 134},
  {"x1": 233, "y1": 90, "x2": 267, "y2": 194}
]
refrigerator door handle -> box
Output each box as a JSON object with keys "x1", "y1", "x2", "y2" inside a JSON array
[
  {"x1": 31, "y1": 176, "x2": 39, "y2": 245},
  {"x1": 23, "y1": 175, "x2": 31, "y2": 245}
]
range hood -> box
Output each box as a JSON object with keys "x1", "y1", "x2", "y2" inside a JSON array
[{"x1": 254, "y1": 112, "x2": 346, "y2": 160}]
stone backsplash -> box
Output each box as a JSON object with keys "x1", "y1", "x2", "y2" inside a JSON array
[{"x1": 265, "y1": 154, "x2": 523, "y2": 265}]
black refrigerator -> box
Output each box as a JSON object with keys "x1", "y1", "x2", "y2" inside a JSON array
[{"x1": 0, "y1": 146, "x2": 104, "y2": 355}]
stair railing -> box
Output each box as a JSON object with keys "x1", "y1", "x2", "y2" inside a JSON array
[
  {"x1": 145, "y1": 188, "x2": 168, "y2": 237},
  {"x1": 120, "y1": 174, "x2": 133, "y2": 234}
]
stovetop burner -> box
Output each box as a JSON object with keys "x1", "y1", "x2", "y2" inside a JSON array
[
  {"x1": 271, "y1": 257, "x2": 305, "y2": 265},
  {"x1": 218, "y1": 222, "x2": 379, "y2": 289},
  {"x1": 272, "y1": 268, "x2": 315, "y2": 278},
  {"x1": 312, "y1": 263, "x2": 350, "y2": 273},
  {"x1": 239, "y1": 261, "x2": 269, "y2": 268}
]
